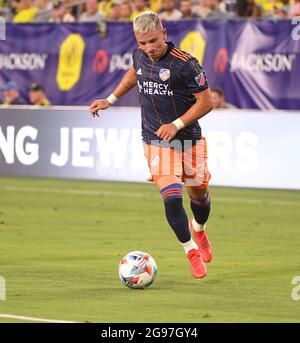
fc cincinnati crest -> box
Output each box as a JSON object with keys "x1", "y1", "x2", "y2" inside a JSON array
[
  {"x1": 195, "y1": 73, "x2": 205, "y2": 86},
  {"x1": 159, "y1": 68, "x2": 170, "y2": 81}
]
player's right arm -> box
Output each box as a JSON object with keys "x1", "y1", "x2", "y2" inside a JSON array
[{"x1": 89, "y1": 66, "x2": 137, "y2": 117}]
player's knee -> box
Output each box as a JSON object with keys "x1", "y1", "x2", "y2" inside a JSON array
[
  {"x1": 154, "y1": 175, "x2": 181, "y2": 190},
  {"x1": 187, "y1": 186, "x2": 209, "y2": 201}
]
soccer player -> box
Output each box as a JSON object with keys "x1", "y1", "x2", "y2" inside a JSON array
[{"x1": 89, "y1": 11, "x2": 213, "y2": 279}]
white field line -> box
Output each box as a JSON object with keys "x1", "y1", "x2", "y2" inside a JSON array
[
  {"x1": 0, "y1": 313, "x2": 80, "y2": 323},
  {"x1": 1, "y1": 185, "x2": 299, "y2": 206},
  {"x1": 1, "y1": 185, "x2": 145, "y2": 198}
]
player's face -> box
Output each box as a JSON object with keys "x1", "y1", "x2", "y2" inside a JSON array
[{"x1": 135, "y1": 27, "x2": 168, "y2": 61}]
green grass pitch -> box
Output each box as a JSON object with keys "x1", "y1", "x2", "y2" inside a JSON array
[{"x1": 0, "y1": 176, "x2": 300, "y2": 323}]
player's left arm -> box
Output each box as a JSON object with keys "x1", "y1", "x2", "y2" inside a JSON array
[
  {"x1": 179, "y1": 88, "x2": 213, "y2": 125},
  {"x1": 156, "y1": 59, "x2": 213, "y2": 141},
  {"x1": 155, "y1": 89, "x2": 213, "y2": 141}
]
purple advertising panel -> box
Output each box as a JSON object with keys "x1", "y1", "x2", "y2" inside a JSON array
[{"x1": 0, "y1": 20, "x2": 299, "y2": 109}]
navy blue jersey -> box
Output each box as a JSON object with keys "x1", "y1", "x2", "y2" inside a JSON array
[{"x1": 132, "y1": 41, "x2": 209, "y2": 144}]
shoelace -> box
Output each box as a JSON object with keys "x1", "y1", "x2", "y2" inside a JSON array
[
  {"x1": 189, "y1": 251, "x2": 201, "y2": 267},
  {"x1": 199, "y1": 233, "x2": 209, "y2": 248}
]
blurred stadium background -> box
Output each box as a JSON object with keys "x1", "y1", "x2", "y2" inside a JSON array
[{"x1": 0, "y1": 0, "x2": 300, "y2": 323}]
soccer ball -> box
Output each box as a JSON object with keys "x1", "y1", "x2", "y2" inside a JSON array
[{"x1": 118, "y1": 251, "x2": 158, "y2": 289}]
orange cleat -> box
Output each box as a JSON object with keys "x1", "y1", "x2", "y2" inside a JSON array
[
  {"x1": 189, "y1": 221, "x2": 213, "y2": 263},
  {"x1": 187, "y1": 249, "x2": 207, "y2": 279}
]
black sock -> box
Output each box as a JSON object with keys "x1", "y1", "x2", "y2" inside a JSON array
[
  {"x1": 190, "y1": 192, "x2": 211, "y2": 225},
  {"x1": 160, "y1": 183, "x2": 191, "y2": 243}
]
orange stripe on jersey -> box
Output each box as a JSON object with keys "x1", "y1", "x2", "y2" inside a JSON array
[
  {"x1": 169, "y1": 58, "x2": 178, "y2": 117},
  {"x1": 173, "y1": 48, "x2": 191, "y2": 60},
  {"x1": 170, "y1": 51, "x2": 189, "y2": 62},
  {"x1": 171, "y1": 50, "x2": 189, "y2": 61}
]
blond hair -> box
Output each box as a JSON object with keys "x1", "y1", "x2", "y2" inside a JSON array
[{"x1": 133, "y1": 11, "x2": 163, "y2": 35}]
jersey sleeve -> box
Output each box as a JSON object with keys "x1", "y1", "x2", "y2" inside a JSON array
[
  {"x1": 132, "y1": 48, "x2": 141, "y2": 71},
  {"x1": 181, "y1": 58, "x2": 209, "y2": 94}
]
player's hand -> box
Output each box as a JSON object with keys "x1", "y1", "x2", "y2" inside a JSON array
[
  {"x1": 89, "y1": 99, "x2": 110, "y2": 118},
  {"x1": 155, "y1": 123, "x2": 178, "y2": 142}
]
